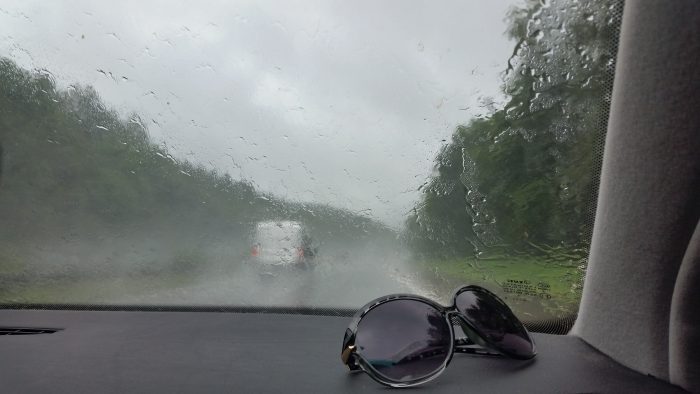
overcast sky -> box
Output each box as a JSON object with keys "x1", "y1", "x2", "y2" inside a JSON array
[{"x1": 1, "y1": 0, "x2": 521, "y2": 227}]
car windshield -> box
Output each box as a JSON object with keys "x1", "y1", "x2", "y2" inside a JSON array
[{"x1": 0, "y1": 0, "x2": 622, "y2": 324}]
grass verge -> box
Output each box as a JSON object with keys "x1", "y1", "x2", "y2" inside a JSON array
[{"x1": 415, "y1": 256, "x2": 586, "y2": 320}]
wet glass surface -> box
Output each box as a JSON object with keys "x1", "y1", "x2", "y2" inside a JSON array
[{"x1": 0, "y1": 0, "x2": 622, "y2": 323}]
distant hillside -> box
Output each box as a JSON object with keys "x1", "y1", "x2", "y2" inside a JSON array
[{"x1": 0, "y1": 57, "x2": 392, "y2": 251}]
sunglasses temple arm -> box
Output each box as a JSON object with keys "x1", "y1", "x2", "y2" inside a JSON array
[
  {"x1": 341, "y1": 345, "x2": 362, "y2": 371},
  {"x1": 347, "y1": 355, "x2": 361, "y2": 371},
  {"x1": 454, "y1": 337, "x2": 475, "y2": 346},
  {"x1": 454, "y1": 337, "x2": 503, "y2": 357}
]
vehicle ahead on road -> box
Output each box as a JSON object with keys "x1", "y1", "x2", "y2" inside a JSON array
[{"x1": 250, "y1": 221, "x2": 315, "y2": 270}]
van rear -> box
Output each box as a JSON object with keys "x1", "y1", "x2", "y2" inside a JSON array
[{"x1": 251, "y1": 221, "x2": 306, "y2": 267}]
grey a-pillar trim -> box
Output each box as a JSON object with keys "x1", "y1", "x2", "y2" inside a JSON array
[{"x1": 571, "y1": 0, "x2": 700, "y2": 391}]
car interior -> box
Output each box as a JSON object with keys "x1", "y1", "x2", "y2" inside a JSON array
[{"x1": 1, "y1": 1, "x2": 699, "y2": 392}]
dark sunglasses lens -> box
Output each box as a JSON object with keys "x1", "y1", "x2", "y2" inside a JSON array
[
  {"x1": 455, "y1": 288, "x2": 535, "y2": 358},
  {"x1": 355, "y1": 299, "x2": 451, "y2": 383}
]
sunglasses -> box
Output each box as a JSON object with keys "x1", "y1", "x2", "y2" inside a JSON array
[{"x1": 340, "y1": 285, "x2": 536, "y2": 387}]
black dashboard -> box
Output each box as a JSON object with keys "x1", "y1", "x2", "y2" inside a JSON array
[{"x1": 0, "y1": 309, "x2": 686, "y2": 393}]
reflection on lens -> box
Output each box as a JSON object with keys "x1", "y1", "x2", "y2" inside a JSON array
[
  {"x1": 355, "y1": 299, "x2": 451, "y2": 382},
  {"x1": 455, "y1": 288, "x2": 535, "y2": 358}
]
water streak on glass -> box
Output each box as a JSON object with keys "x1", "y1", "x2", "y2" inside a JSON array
[{"x1": 0, "y1": 0, "x2": 622, "y2": 325}]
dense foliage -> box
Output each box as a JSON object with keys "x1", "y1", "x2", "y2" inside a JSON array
[
  {"x1": 0, "y1": 58, "x2": 390, "y2": 250},
  {"x1": 405, "y1": 0, "x2": 622, "y2": 259}
]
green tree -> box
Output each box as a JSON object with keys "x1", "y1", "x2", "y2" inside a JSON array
[{"x1": 406, "y1": 0, "x2": 622, "y2": 258}]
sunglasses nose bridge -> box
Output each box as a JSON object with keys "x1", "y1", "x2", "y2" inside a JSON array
[
  {"x1": 445, "y1": 308, "x2": 468, "y2": 324},
  {"x1": 445, "y1": 310, "x2": 468, "y2": 335},
  {"x1": 444, "y1": 308, "x2": 460, "y2": 321}
]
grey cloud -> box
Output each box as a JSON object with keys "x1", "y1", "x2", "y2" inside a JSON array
[{"x1": 0, "y1": 0, "x2": 519, "y2": 226}]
